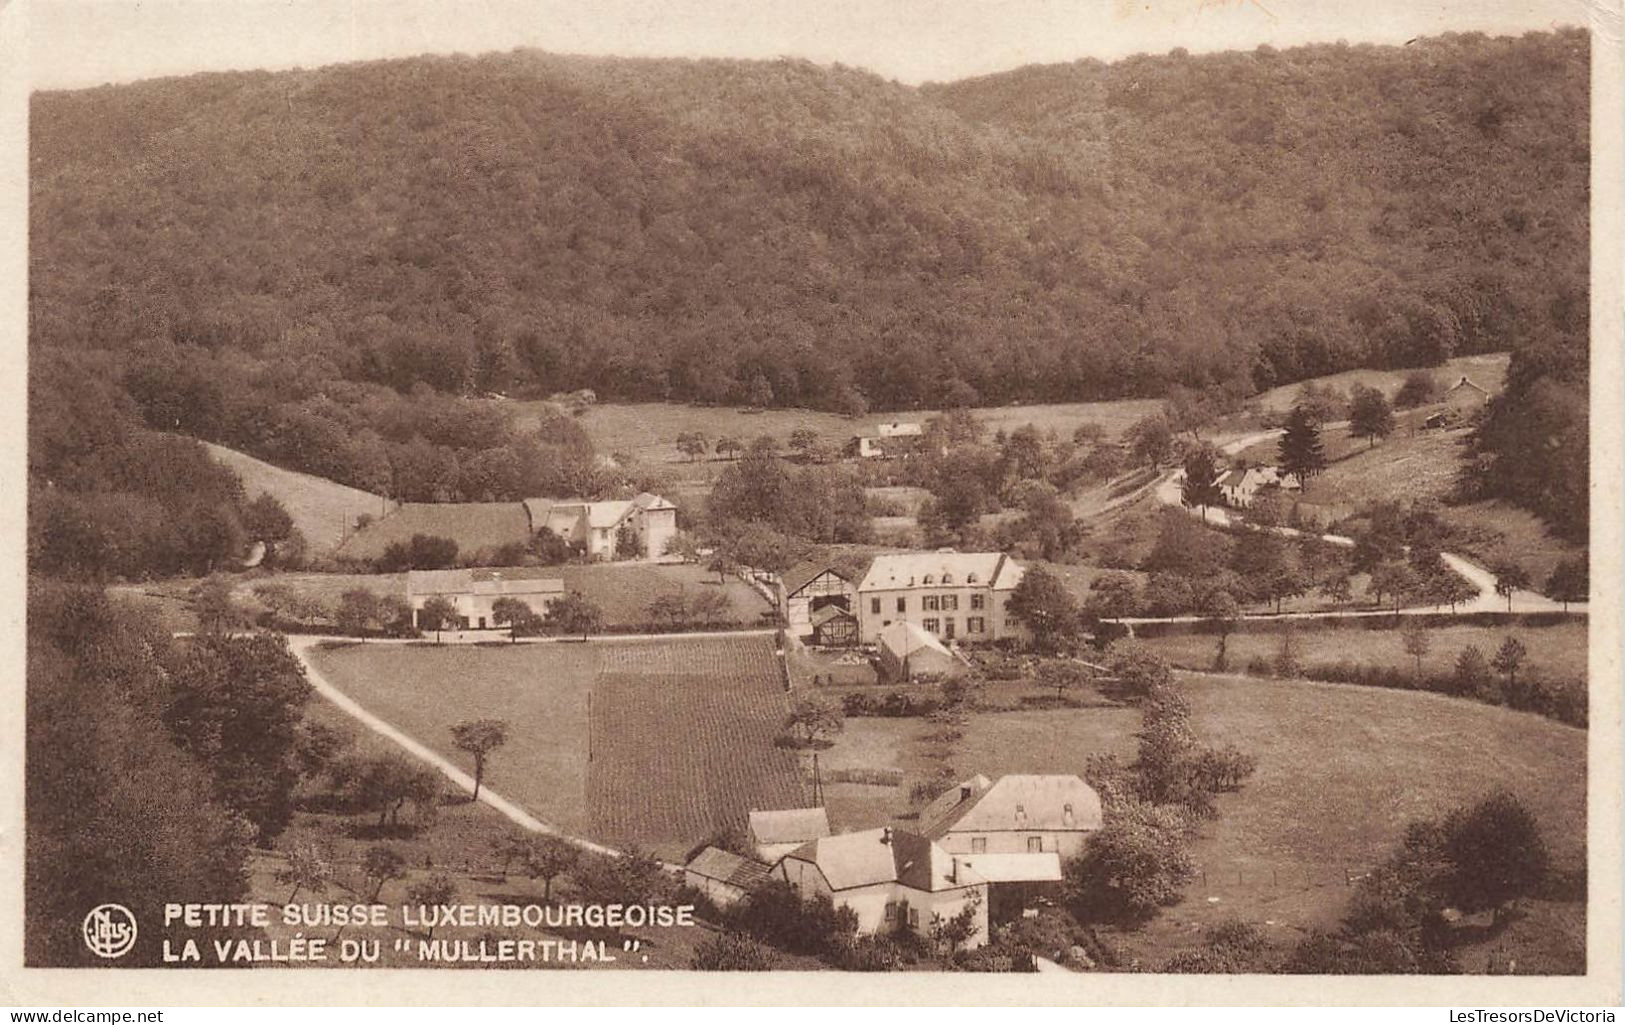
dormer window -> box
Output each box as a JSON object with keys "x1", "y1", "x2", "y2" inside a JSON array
[
  {"x1": 1015, "y1": 803, "x2": 1028, "y2": 827},
  {"x1": 967, "y1": 573, "x2": 978, "y2": 584},
  {"x1": 942, "y1": 573, "x2": 953, "y2": 584},
  {"x1": 1063, "y1": 803, "x2": 1075, "y2": 827},
  {"x1": 924, "y1": 574, "x2": 934, "y2": 585}
]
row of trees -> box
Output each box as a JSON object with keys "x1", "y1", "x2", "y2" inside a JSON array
[{"x1": 1064, "y1": 650, "x2": 1256, "y2": 924}]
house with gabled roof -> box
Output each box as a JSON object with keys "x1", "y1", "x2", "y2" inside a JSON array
[
  {"x1": 779, "y1": 561, "x2": 856, "y2": 644},
  {"x1": 856, "y1": 551, "x2": 1025, "y2": 645},
  {"x1": 920, "y1": 774, "x2": 1104, "y2": 862},
  {"x1": 521, "y1": 492, "x2": 676, "y2": 562},
  {"x1": 772, "y1": 827, "x2": 988, "y2": 946},
  {"x1": 748, "y1": 807, "x2": 831, "y2": 864},
  {"x1": 1444, "y1": 375, "x2": 1491, "y2": 415}
]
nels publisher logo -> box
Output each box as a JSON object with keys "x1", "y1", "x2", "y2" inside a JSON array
[{"x1": 82, "y1": 904, "x2": 137, "y2": 959}]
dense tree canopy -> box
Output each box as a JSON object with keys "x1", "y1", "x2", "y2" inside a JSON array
[{"x1": 31, "y1": 32, "x2": 1585, "y2": 416}]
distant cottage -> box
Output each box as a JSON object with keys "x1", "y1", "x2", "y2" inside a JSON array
[
  {"x1": 1217, "y1": 465, "x2": 1297, "y2": 509},
  {"x1": 848, "y1": 421, "x2": 926, "y2": 459},
  {"x1": 1444, "y1": 375, "x2": 1491, "y2": 415},
  {"x1": 521, "y1": 492, "x2": 676, "y2": 562}
]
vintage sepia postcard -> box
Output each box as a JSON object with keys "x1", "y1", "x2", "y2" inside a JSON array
[{"x1": 1, "y1": 0, "x2": 1620, "y2": 1008}]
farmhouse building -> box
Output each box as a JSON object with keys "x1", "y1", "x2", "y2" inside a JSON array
[
  {"x1": 748, "y1": 807, "x2": 831, "y2": 864},
  {"x1": 1217, "y1": 465, "x2": 1299, "y2": 509},
  {"x1": 780, "y1": 562, "x2": 857, "y2": 644},
  {"x1": 773, "y1": 827, "x2": 989, "y2": 948},
  {"x1": 920, "y1": 774, "x2": 1104, "y2": 862},
  {"x1": 405, "y1": 568, "x2": 564, "y2": 631},
  {"x1": 856, "y1": 552, "x2": 1025, "y2": 645},
  {"x1": 522, "y1": 492, "x2": 676, "y2": 562},
  {"x1": 1444, "y1": 375, "x2": 1491, "y2": 415},
  {"x1": 683, "y1": 846, "x2": 771, "y2": 907},
  {"x1": 877, "y1": 621, "x2": 965, "y2": 682},
  {"x1": 848, "y1": 421, "x2": 926, "y2": 459}
]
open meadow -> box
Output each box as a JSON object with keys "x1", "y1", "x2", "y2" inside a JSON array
[
  {"x1": 306, "y1": 634, "x2": 803, "y2": 861},
  {"x1": 337, "y1": 502, "x2": 534, "y2": 561},
  {"x1": 204, "y1": 441, "x2": 393, "y2": 556},
  {"x1": 1250, "y1": 353, "x2": 1510, "y2": 414}
]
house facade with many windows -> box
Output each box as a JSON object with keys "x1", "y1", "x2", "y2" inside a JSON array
[
  {"x1": 405, "y1": 568, "x2": 565, "y2": 631},
  {"x1": 855, "y1": 552, "x2": 1025, "y2": 645}
]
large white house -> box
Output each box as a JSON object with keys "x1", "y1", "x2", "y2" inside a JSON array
[
  {"x1": 522, "y1": 492, "x2": 676, "y2": 562},
  {"x1": 773, "y1": 827, "x2": 988, "y2": 947},
  {"x1": 855, "y1": 552, "x2": 1025, "y2": 645},
  {"x1": 405, "y1": 568, "x2": 565, "y2": 631}
]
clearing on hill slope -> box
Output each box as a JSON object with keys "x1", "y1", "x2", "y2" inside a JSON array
[{"x1": 204, "y1": 441, "x2": 392, "y2": 555}]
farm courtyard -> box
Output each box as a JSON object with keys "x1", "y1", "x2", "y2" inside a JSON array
[{"x1": 306, "y1": 633, "x2": 805, "y2": 861}]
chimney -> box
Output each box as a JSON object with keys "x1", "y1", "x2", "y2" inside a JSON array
[{"x1": 880, "y1": 827, "x2": 893, "y2": 846}]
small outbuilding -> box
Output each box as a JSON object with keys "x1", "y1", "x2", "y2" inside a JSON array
[
  {"x1": 683, "y1": 847, "x2": 770, "y2": 907},
  {"x1": 810, "y1": 604, "x2": 860, "y2": 648},
  {"x1": 748, "y1": 807, "x2": 832, "y2": 864},
  {"x1": 877, "y1": 621, "x2": 965, "y2": 682}
]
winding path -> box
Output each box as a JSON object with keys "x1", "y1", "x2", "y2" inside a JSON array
[
  {"x1": 1149, "y1": 428, "x2": 1583, "y2": 617},
  {"x1": 284, "y1": 634, "x2": 669, "y2": 866}
]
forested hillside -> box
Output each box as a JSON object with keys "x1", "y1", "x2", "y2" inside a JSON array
[
  {"x1": 32, "y1": 30, "x2": 1586, "y2": 411},
  {"x1": 28, "y1": 30, "x2": 1591, "y2": 552}
]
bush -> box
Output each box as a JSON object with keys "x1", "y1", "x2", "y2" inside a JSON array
[
  {"x1": 1064, "y1": 799, "x2": 1194, "y2": 924},
  {"x1": 841, "y1": 689, "x2": 943, "y2": 717},
  {"x1": 692, "y1": 931, "x2": 774, "y2": 970}
]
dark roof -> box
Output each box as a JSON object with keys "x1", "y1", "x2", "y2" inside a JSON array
[
  {"x1": 811, "y1": 604, "x2": 856, "y2": 627},
  {"x1": 782, "y1": 562, "x2": 849, "y2": 599},
  {"x1": 685, "y1": 847, "x2": 771, "y2": 890}
]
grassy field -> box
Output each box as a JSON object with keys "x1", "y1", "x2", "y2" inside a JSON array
[
  {"x1": 1439, "y1": 499, "x2": 1588, "y2": 593},
  {"x1": 255, "y1": 695, "x2": 732, "y2": 970},
  {"x1": 816, "y1": 670, "x2": 1585, "y2": 965},
  {"x1": 204, "y1": 441, "x2": 393, "y2": 556},
  {"x1": 337, "y1": 502, "x2": 533, "y2": 561},
  {"x1": 1139, "y1": 622, "x2": 1589, "y2": 683},
  {"x1": 306, "y1": 634, "x2": 802, "y2": 860},
  {"x1": 1251, "y1": 353, "x2": 1510, "y2": 414},
  {"x1": 308, "y1": 640, "x2": 599, "y2": 834},
  {"x1": 521, "y1": 396, "x2": 1165, "y2": 469}
]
